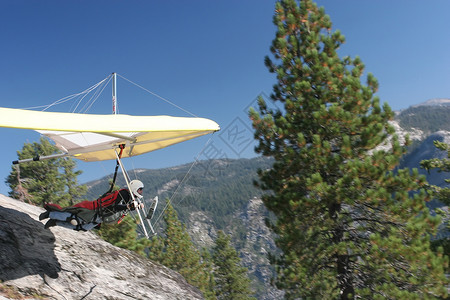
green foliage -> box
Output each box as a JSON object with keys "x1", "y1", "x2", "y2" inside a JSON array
[
  {"x1": 59, "y1": 157, "x2": 88, "y2": 206},
  {"x1": 6, "y1": 137, "x2": 87, "y2": 207},
  {"x1": 212, "y1": 231, "x2": 255, "y2": 300},
  {"x1": 421, "y1": 140, "x2": 450, "y2": 271},
  {"x1": 149, "y1": 203, "x2": 216, "y2": 299},
  {"x1": 148, "y1": 209, "x2": 255, "y2": 300},
  {"x1": 421, "y1": 140, "x2": 450, "y2": 206},
  {"x1": 250, "y1": 0, "x2": 448, "y2": 298},
  {"x1": 96, "y1": 215, "x2": 150, "y2": 257},
  {"x1": 431, "y1": 238, "x2": 450, "y2": 273}
]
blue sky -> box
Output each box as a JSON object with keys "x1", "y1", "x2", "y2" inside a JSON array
[{"x1": 1, "y1": 0, "x2": 450, "y2": 195}]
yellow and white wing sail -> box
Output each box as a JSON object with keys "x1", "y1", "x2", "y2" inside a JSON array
[{"x1": 0, "y1": 107, "x2": 220, "y2": 162}]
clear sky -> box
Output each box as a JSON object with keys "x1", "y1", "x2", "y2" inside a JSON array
[{"x1": 1, "y1": 0, "x2": 449, "y2": 196}]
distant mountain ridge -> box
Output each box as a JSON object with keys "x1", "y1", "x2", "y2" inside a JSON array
[
  {"x1": 412, "y1": 98, "x2": 450, "y2": 107},
  {"x1": 394, "y1": 104, "x2": 450, "y2": 135},
  {"x1": 86, "y1": 157, "x2": 273, "y2": 231},
  {"x1": 391, "y1": 99, "x2": 450, "y2": 190}
]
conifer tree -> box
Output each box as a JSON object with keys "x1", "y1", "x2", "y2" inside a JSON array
[
  {"x1": 155, "y1": 203, "x2": 215, "y2": 299},
  {"x1": 421, "y1": 140, "x2": 450, "y2": 262},
  {"x1": 146, "y1": 234, "x2": 165, "y2": 263},
  {"x1": 6, "y1": 137, "x2": 87, "y2": 207},
  {"x1": 421, "y1": 140, "x2": 450, "y2": 207},
  {"x1": 212, "y1": 230, "x2": 254, "y2": 300},
  {"x1": 200, "y1": 247, "x2": 217, "y2": 299},
  {"x1": 60, "y1": 157, "x2": 88, "y2": 206},
  {"x1": 6, "y1": 137, "x2": 66, "y2": 206},
  {"x1": 249, "y1": 0, "x2": 448, "y2": 298},
  {"x1": 96, "y1": 216, "x2": 150, "y2": 257}
]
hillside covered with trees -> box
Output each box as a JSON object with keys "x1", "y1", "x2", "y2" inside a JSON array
[
  {"x1": 396, "y1": 105, "x2": 450, "y2": 133},
  {"x1": 86, "y1": 157, "x2": 274, "y2": 231}
]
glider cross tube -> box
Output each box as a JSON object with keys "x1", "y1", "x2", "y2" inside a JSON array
[{"x1": 13, "y1": 153, "x2": 71, "y2": 164}]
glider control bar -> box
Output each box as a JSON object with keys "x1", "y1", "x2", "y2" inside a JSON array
[{"x1": 114, "y1": 149, "x2": 151, "y2": 238}]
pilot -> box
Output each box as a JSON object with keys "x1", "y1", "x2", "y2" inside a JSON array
[{"x1": 39, "y1": 180, "x2": 144, "y2": 231}]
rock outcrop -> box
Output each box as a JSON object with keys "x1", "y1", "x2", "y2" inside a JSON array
[
  {"x1": 238, "y1": 198, "x2": 283, "y2": 300},
  {"x1": 0, "y1": 194, "x2": 203, "y2": 300}
]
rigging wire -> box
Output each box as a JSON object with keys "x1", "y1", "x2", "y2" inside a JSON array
[
  {"x1": 152, "y1": 133, "x2": 214, "y2": 227},
  {"x1": 22, "y1": 75, "x2": 111, "y2": 112},
  {"x1": 23, "y1": 73, "x2": 198, "y2": 119},
  {"x1": 117, "y1": 73, "x2": 198, "y2": 117},
  {"x1": 77, "y1": 75, "x2": 112, "y2": 113},
  {"x1": 55, "y1": 76, "x2": 111, "y2": 113}
]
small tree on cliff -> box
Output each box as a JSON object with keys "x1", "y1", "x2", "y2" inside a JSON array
[
  {"x1": 249, "y1": 0, "x2": 448, "y2": 298},
  {"x1": 212, "y1": 230, "x2": 254, "y2": 300},
  {"x1": 6, "y1": 137, "x2": 87, "y2": 207},
  {"x1": 7, "y1": 137, "x2": 65, "y2": 206},
  {"x1": 59, "y1": 157, "x2": 87, "y2": 206},
  {"x1": 96, "y1": 216, "x2": 150, "y2": 257},
  {"x1": 148, "y1": 203, "x2": 215, "y2": 299}
]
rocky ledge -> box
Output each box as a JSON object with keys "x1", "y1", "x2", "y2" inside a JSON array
[{"x1": 0, "y1": 194, "x2": 203, "y2": 300}]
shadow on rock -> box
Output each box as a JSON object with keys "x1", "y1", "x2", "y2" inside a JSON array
[{"x1": 0, "y1": 206, "x2": 61, "y2": 280}]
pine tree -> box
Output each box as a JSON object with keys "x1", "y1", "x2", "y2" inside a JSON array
[
  {"x1": 156, "y1": 203, "x2": 215, "y2": 299},
  {"x1": 249, "y1": 0, "x2": 448, "y2": 298},
  {"x1": 200, "y1": 247, "x2": 217, "y2": 299},
  {"x1": 6, "y1": 137, "x2": 88, "y2": 207},
  {"x1": 60, "y1": 157, "x2": 88, "y2": 206},
  {"x1": 96, "y1": 216, "x2": 150, "y2": 257},
  {"x1": 6, "y1": 137, "x2": 66, "y2": 206},
  {"x1": 212, "y1": 231, "x2": 254, "y2": 300},
  {"x1": 146, "y1": 234, "x2": 166, "y2": 263},
  {"x1": 421, "y1": 140, "x2": 450, "y2": 266},
  {"x1": 421, "y1": 140, "x2": 450, "y2": 207}
]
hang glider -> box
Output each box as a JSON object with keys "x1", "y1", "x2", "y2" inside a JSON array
[
  {"x1": 0, "y1": 107, "x2": 220, "y2": 162},
  {"x1": 1, "y1": 73, "x2": 220, "y2": 239}
]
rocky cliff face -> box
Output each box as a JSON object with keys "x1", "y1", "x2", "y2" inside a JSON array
[
  {"x1": 238, "y1": 198, "x2": 283, "y2": 300},
  {"x1": 0, "y1": 194, "x2": 203, "y2": 300}
]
